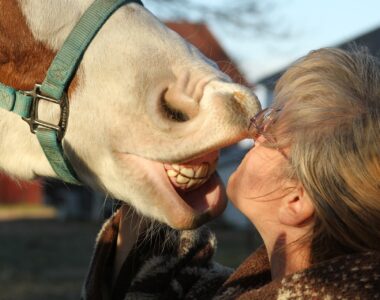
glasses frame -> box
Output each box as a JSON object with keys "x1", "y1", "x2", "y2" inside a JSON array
[{"x1": 248, "y1": 107, "x2": 288, "y2": 159}]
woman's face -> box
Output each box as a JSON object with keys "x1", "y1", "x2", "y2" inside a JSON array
[{"x1": 227, "y1": 135, "x2": 291, "y2": 232}]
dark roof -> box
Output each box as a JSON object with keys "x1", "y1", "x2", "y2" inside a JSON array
[
  {"x1": 166, "y1": 22, "x2": 250, "y2": 86},
  {"x1": 257, "y1": 26, "x2": 380, "y2": 89},
  {"x1": 339, "y1": 26, "x2": 380, "y2": 54}
]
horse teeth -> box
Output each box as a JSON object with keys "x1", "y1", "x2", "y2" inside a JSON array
[
  {"x1": 176, "y1": 174, "x2": 190, "y2": 184},
  {"x1": 167, "y1": 160, "x2": 216, "y2": 189},
  {"x1": 195, "y1": 164, "x2": 209, "y2": 178},
  {"x1": 202, "y1": 164, "x2": 210, "y2": 177},
  {"x1": 199, "y1": 178, "x2": 207, "y2": 186},
  {"x1": 195, "y1": 167, "x2": 203, "y2": 178},
  {"x1": 180, "y1": 167, "x2": 194, "y2": 178},
  {"x1": 167, "y1": 170, "x2": 178, "y2": 177},
  {"x1": 195, "y1": 165, "x2": 204, "y2": 178},
  {"x1": 187, "y1": 179, "x2": 198, "y2": 189}
]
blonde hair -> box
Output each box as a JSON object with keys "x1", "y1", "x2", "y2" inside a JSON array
[{"x1": 270, "y1": 47, "x2": 380, "y2": 263}]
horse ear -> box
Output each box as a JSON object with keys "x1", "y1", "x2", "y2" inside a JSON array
[{"x1": 278, "y1": 184, "x2": 314, "y2": 227}]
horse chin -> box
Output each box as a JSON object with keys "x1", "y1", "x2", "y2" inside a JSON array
[
  {"x1": 177, "y1": 172, "x2": 227, "y2": 227},
  {"x1": 115, "y1": 151, "x2": 227, "y2": 229}
]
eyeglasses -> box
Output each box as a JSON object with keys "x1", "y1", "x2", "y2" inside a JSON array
[
  {"x1": 248, "y1": 107, "x2": 288, "y2": 158},
  {"x1": 248, "y1": 107, "x2": 281, "y2": 141}
]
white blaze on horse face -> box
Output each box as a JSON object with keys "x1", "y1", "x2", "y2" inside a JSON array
[{"x1": 18, "y1": 1, "x2": 261, "y2": 228}]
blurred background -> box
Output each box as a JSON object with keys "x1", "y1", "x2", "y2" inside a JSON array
[{"x1": 1, "y1": 0, "x2": 380, "y2": 299}]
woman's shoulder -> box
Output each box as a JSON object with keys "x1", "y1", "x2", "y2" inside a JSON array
[
  {"x1": 213, "y1": 249, "x2": 380, "y2": 300},
  {"x1": 281, "y1": 251, "x2": 380, "y2": 298}
]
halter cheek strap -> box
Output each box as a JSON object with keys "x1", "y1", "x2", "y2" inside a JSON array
[{"x1": 0, "y1": 0, "x2": 143, "y2": 184}]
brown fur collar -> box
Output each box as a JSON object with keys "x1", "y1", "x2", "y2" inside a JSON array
[{"x1": 82, "y1": 209, "x2": 380, "y2": 300}]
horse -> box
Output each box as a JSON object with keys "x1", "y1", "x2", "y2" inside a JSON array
[{"x1": 0, "y1": 0, "x2": 260, "y2": 229}]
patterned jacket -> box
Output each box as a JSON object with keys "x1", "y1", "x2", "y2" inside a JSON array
[{"x1": 82, "y1": 209, "x2": 380, "y2": 299}]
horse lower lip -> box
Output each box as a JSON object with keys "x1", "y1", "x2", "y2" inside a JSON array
[{"x1": 174, "y1": 172, "x2": 227, "y2": 229}]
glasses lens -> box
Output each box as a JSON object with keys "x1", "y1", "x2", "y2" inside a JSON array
[{"x1": 249, "y1": 108, "x2": 271, "y2": 138}]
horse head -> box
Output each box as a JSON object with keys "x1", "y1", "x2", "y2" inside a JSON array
[{"x1": 0, "y1": 0, "x2": 260, "y2": 228}]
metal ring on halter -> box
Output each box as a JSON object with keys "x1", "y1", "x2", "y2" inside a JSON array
[{"x1": 21, "y1": 84, "x2": 69, "y2": 141}]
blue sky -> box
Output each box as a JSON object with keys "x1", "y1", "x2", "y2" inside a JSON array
[
  {"x1": 211, "y1": 0, "x2": 380, "y2": 82},
  {"x1": 145, "y1": 0, "x2": 380, "y2": 83}
]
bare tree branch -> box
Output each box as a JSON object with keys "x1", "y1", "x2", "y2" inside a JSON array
[{"x1": 144, "y1": 0, "x2": 284, "y2": 36}]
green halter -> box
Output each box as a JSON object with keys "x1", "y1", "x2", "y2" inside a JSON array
[{"x1": 0, "y1": 0, "x2": 143, "y2": 184}]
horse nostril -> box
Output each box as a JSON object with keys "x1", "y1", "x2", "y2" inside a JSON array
[
  {"x1": 160, "y1": 89, "x2": 190, "y2": 122},
  {"x1": 160, "y1": 85, "x2": 201, "y2": 122},
  {"x1": 161, "y1": 100, "x2": 190, "y2": 122}
]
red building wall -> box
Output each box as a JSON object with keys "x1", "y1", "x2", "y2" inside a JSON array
[{"x1": 0, "y1": 173, "x2": 42, "y2": 204}]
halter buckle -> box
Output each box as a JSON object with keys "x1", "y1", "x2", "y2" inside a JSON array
[{"x1": 22, "y1": 84, "x2": 69, "y2": 141}]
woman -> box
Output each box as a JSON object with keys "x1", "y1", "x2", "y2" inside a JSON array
[{"x1": 82, "y1": 48, "x2": 380, "y2": 299}]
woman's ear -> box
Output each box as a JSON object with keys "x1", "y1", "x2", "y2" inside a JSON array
[{"x1": 278, "y1": 183, "x2": 314, "y2": 227}]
